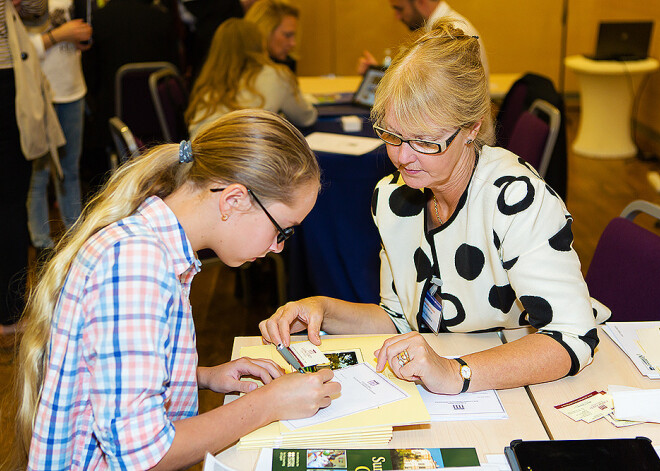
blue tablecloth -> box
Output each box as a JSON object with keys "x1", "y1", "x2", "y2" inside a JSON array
[{"x1": 286, "y1": 116, "x2": 395, "y2": 304}]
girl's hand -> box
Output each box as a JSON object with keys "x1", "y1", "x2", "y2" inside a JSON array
[
  {"x1": 198, "y1": 357, "x2": 284, "y2": 394},
  {"x1": 263, "y1": 368, "x2": 341, "y2": 421}
]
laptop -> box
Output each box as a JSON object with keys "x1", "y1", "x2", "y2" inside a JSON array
[
  {"x1": 313, "y1": 66, "x2": 386, "y2": 117},
  {"x1": 589, "y1": 21, "x2": 653, "y2": 61}
]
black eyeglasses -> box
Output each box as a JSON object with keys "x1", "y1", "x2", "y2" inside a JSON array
[
  {"x1": 373, "y1": 125, "x2": 461, "y2": 154},
  {"x1": 210, "y1": 188, "x2": 294, "y2": 244}
]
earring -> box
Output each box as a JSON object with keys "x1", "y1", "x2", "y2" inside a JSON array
[
  {"x1": 466, "y1": 139, "x2": 474, "y2": 145},
  {"x1": 221, "y1": 214, "x2": 229, "y2": 221}
]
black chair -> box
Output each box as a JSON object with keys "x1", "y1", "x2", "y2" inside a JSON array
[
  {"x1": 114, "y1": 61, "x2": 179, "y2": 145},
  {"x1": 108, "y1": 116, "x2": 139, "y2": 170},
  {"x1": 149, "y1": 67, "x2": 189, "y2": 142},
  {"x1": 496, "y1": 73, "x2": 568, "y2": 199}
]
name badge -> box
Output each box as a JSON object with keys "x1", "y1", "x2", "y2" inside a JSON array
[{"x1": 421, "y1": 276, "x2": 443, "y2": 334}]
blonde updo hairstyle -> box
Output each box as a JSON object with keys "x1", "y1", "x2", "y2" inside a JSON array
[
  {"x1": 12, "y1": 109, "x2": 319, "y2": 468},
  {"x1": 371, "y1": 18, "x2": 495, "y2": 151}
]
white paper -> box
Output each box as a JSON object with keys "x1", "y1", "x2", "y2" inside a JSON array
[
  {"x1": 637, "y1": 327, "x2": 660, "y2": 370},
  {"x1": 282, "y1": 363, "x2": 408, "y2": 430},
  {"x1": 254, "y1": 448, "x2": 273, "y2": 471},
  {"x1": 305, "y1": 132, "x2": 383, "y2": 155},
  {"x1": 416, "y1": 386, "x2": 508, "y2": 421},
  {"x1": 609, "y1": 384, "x2": 660, "y2": 423},
  {"x1": 203, "y1": 452, "x2": 235, "y2": 471},
  {"x1": 602, "y1": 322, "x2": 660, "y2": 379}
]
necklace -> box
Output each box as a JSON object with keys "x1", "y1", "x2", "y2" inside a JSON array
[{"x1": 432, "y1": 194, "x2": 443, "y2": 225}]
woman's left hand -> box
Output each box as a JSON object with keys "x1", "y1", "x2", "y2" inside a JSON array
[
  {"x1": 198, "y1": 357, "x2": 285, "y2": 394},
  {"x1": 374, "y1": 332, "x2": 462, "y2": 394}
]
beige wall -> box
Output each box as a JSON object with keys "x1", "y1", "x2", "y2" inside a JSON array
[{"x1": 293, "y1": 0, "x2": 660, "y2": 138}]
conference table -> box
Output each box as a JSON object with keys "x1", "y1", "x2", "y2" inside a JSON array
[
  {"x1": 215, "y1": 324, "x2": 660, "y2": 469},
  {"x1": 214, "y1": 332, "x2": 549, "y2": 469},
  {"x1": 299, "y1": 73, "x2": 522, "y2": 101},
  {"x1": 503, "y1": 325, "x2": 660, "y2": 443}
]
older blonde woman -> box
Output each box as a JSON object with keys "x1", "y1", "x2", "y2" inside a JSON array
[
  {"x1": 260, "y1": 19, "x2": 610, "y2": 395},
  {"x1": 185, "y1": 18, "x2": 316, "y2": 138},
  {"x1": 244, "y1": 0, "x2": 299, "y2": 72}
]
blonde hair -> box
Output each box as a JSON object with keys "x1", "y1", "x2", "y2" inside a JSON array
[
  {"x1": 371, "y1": 18, "x2": 495, "y2": 151},
  {"x1": 185, "y1": 18, "x2": 296, "y2": 127},
  {"x1": 13, "y1": 109, "x2": 319, "y2": 468},
  {"x1": 244, "y1": 0, "x2": 299, "y2": 52}
]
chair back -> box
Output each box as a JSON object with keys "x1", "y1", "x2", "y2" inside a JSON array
[
  {"x1": 149, "y1": 68, "x2": 189, "y2": 142},
  {"x1": 115, "y1": 62, "x2": 179, "y2": 144},
  {"x1": 495, "y1": 73, "x2": 568, "y2": 199},
  {"x1": 507, "y1": 99, "x2": 560, "y2": 178},
  {"x1": 585, "y1": 200, "x2": 660, "y2": 322},
  {"x1": 108, "y1": 117, "x2": 140, "y2": 170}
]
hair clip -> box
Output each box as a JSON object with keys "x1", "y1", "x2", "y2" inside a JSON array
[{"x1": 179, "y1": 140, "x2": 193, "y2": 163}]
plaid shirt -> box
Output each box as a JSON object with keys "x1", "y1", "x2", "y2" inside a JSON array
[{"x1": 29, "y1": 196, "x2": 202, "y2": 470}]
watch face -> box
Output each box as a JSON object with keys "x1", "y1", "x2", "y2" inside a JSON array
[{"x1": 460, "y1": 365, "x2": 472, "y2": 380}]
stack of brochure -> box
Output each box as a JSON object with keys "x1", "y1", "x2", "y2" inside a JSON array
[
  {"x1": 602, "y1": 321, "x2": 660, "y2": 379},
  {"x1": 237, "y1": 335, "x2": 430, "y2": 450}
]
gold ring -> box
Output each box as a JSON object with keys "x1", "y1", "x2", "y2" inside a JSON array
[{"x1": 396, "y1": 349, "x2": 410, "y2": 367}]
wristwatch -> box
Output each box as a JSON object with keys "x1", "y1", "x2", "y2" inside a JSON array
[{"x1": 454, "y1": 357, "x2": 472, "y2": 393}]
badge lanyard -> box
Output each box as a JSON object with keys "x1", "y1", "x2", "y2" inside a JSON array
[{"x1": 420, "y1": 230, "x2": 444, "y2": 334}]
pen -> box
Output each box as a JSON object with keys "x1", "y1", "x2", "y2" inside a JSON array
[{"x1": 276, "y1": 343, "x2": 306, "y2": 373}]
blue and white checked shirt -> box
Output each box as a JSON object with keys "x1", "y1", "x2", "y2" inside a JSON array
[{"x1": 29, "y1": 196, "x2": 202, "y2": 470}]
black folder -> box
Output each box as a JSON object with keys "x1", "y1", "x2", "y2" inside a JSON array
[{"x1": 504, "y1": 437, "x2": 660, "y2": 471}]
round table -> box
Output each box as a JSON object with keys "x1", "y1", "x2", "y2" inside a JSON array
[{"x1": 565, "y1": 55, "x2": 659, "y2": 159}]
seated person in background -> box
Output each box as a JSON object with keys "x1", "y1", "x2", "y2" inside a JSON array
[
  {"x1": 244, "y1": 0, "x2": 299, "y2": 73},
  {"x1": 185, "y1": 18, "x2": 316, "y2": 138},
  {"x1": 15, "y1": 110, "x2": 339, "y2": 470},
  {"x1": 261, "y1": 20, "x2": 610, "y2": 396},
  {"x1": 358, "y1": 0, "x2": 489, "y2": 81}
]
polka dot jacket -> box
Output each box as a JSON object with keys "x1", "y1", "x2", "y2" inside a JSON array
[{"x1": 371, "y1": 146, "x2": 610, "y2": 375}]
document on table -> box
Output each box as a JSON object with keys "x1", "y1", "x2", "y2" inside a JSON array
[
  {"x1": 305, "y1": 132, "x2": 383, "y2": 155},
  {"x1": 416, "y1": 386, "x2": 508, "y2": 421},
  {"x1": 602, "y1": 321, "x2": 660, "y2": 379},
  {"x1": 282, "y1": 362, "x2": 408, "y2": 430}
]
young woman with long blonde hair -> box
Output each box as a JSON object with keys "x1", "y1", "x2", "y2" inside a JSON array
[
  {"x1": 185, "y1": 18, "x2": 316, "y2": 139},
  {"x1": 14, "y1": 109, "x2": 339, "y2": 470}
]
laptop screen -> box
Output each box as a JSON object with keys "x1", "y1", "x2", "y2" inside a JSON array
[
  {"x1": 353, "y1": 66, "x2": 386, "y2": 108},
  {"x1": 593, "y1": 21, "x2": 654, "y2": 61}
]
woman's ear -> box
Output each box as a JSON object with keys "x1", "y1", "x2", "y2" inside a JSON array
[{"x1": 469, "y1": 119, "x2": 483, "y2": 140}]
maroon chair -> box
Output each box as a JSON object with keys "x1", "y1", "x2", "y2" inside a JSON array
[
  {"x1": 507, "y1": 99, "x2": 560, "y2": 178},
  {"x1": 149, "y1": 68, "x2": 189, "y2": 142},
  {"x1": 585, "y1": 200, "x2": 660, "y2": 322}
]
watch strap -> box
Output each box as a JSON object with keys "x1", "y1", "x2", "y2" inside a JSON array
[{"x1": 454, "y1": 357, "x2": 471, "y2": 393}]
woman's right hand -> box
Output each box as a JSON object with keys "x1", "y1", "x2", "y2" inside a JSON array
[
  {"x1": 263, "y1": 369, "x2": 340, "y2": 421},
  {"x1": 259, "y1": 297, "x2": 326, "y2": 347}
]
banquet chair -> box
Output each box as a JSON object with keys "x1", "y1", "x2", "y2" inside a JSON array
[
  {"x1": 495, "y1": 73, "x2": 568, "y2": 199},
  {"x1": 115, "y1": 61, "x2": 179, "y2": 144},
  {"x1": 108, "y1": 117, "x2": 140, "y2": 170},
  {"x1": 585, "y1": 200, "x2": 660, "y2": 322},
  {"x1": 149, "y1": 67, "x2": 189, "y2": 142},
  {"x1": 506, "y1": 99, "x2": 560, "y2": 178}
]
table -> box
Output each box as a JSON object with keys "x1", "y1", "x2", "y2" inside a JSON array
[
  {"x1": 503, "y1": 326, "x2": 660, "y2": 442},
  {"x1": 286, "y1": 117, "x2": 393, "y2": 304},
  {"x1": 299, "y1": 73, "x2": 521, "y2": 101},
  {"x1": 215, "y1": 333, "x2": 549, "y2": 469},
  {"x1": 565, "y1": 55, "x2": 659, "y2": 159}
]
